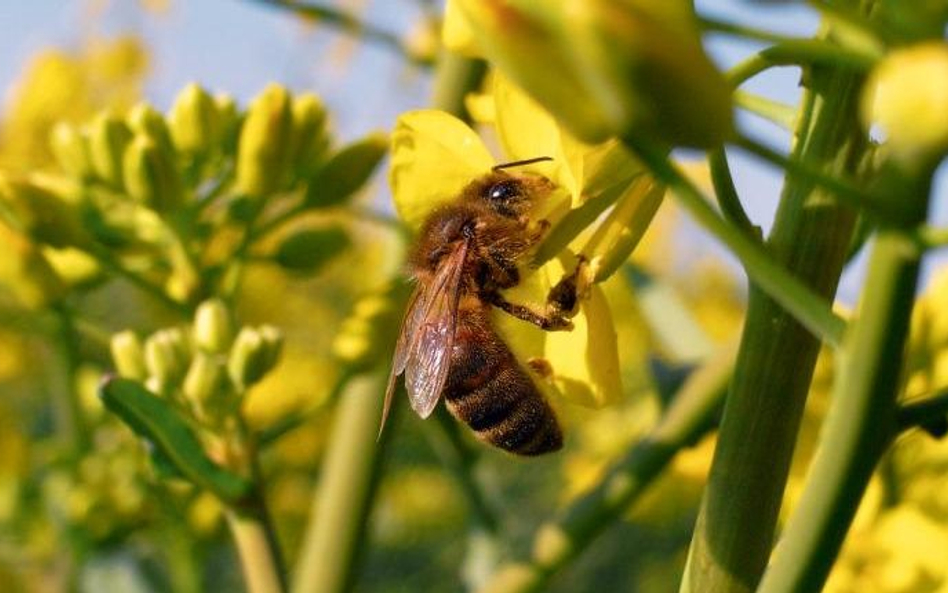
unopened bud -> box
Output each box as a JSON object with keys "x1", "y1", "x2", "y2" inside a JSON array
[
  {"x1": 88, "y1": 113, "x2": 132, "y2": 188},
  {"x1": 304, "y1": 133, "x2": 388, "y2": 207},
  {"x1": 0, "y1": 175, "x2": 91, "y2": 249},
  {"x1": 144, "y1": 327, "x2": 191, "y2": 392},
  {"x1": 50, "y1": 123, "x2": 94, "y2": 180},
  {"x1": 123, "y1": 135, "x2": 184, "y2": 212},
  {"x1": 193, "y1": 299, "x2": 234, "y2": 354},
  {"x1": 182, "y1": 353, "x2": 229, "y2": 421},
  {"x1": 110, "y1": 330, "x2": 147, "y2": 380},
  {"x1": 290, "y1": 93, "x2": 330, "y2": 180},
  {"x1": 228, "y1": 325, "x2": 283, "y2": 391},
  {"x1": 273, "y1": 226, "x2": 350, "y2": 273},
  {"x1": 0, "y1": 224, "x2": 65, "y2": 310},
  {"x1": 861, "y1": 42, "x2": 948, "y2": 165},
  {"x1": 128, "y1": 103, "x2": 176, "y2": 159},
  {"x1": 333, "y1": 284, "x2": 408, "y2": 371},
  {"x1": 214, "y1": 93, "x2": 240, "y2": 152},
  {"x1": 235, "y1": 84, "x2": 294, "y2": 197},
  {"x1": 168, "y1": 83, "x2": 219, "y2": 157}
]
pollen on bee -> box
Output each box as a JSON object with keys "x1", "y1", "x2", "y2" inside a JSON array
[{"x1": 527, "y1": 357, "x2": 554, "y2": 380}]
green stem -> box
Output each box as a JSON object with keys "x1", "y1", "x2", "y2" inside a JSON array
[
  {"x1": 88, "y1": 244, "x2": 190, "y2": 317},
  {"x1": 734, "y1": 133, "x2": 896, "y2": 223},
  {"x1": 476, "y1": 344, "x2": 734, "y2": 593},
  {"x1": 227, "y1": 500, "x2": 289, "y2": 593},
  {"x1": 734, "y1": 91, "x2": 797, "y2": 131},
  {"x1": 428, "y1": 407, "x2": 499, "y2": 534},
  {"x1": 727, "y1": 40, "x2": 876, "y2": 87},
  {"x1": 52, "y1": 304, "x2": 90, "y2": 453},
  {"x1": 291, "y1": 372, "x2": 389, "y2": 593},
  {"x1": 707, "y1": 147, "x2": 759, "y2": 240},
  {"x1": 698, "y1": 16, "x2": 814, "y2": 45},
  {"x1": 898, "y1": 387, "x2": 948, "y2": 435},
  {"x1": 757, "y1": 202, "x2": 930, "y2": 592},
  {"x1": 246, "y1": 0, "x2": 430, "y2": 67},
  {"x1": 430, "y1": 51, "x2": 488, "y2": 123},
  {"x1": 679, "y1": 22, "x2": 868, "y2": 592},
  {"x1": 621, "y1": 134, "x2": 847, "y2": 347}
]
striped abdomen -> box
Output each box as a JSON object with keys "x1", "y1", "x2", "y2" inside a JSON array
[{"x1": 444, "y1": 306, "x2": 562, "y2": 456}]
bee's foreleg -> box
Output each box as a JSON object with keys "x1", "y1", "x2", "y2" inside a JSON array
[{"x1": 485, "y1": 291, "x2": 573, "y2": 331}]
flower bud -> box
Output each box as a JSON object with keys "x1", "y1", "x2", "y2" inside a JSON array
[
  {"x1": 214, "y1": 93, "x2": 240, "y2": 153},
  {"x1": 563, "y1": 0, "x2": 732, "y2": 147},
  {"x1": 144, "y1": 327, "x2": 191, "y2": 392},
  {"x1": 0, "y1": 224, "x2": 65, "y2": 310},
  {"x1": 304, "y1": 133, "x2": 388, "y2": 208},
  {"x1": 273, "y1": 226, "x2": 351, "y2": 273},
  {"x1": 182, "y1": 353, "x2": 229, "y2": 422},
  {"x1": 582, "y1": 176, "x2": 664, "y2": 282},
  {"x1": 123, "y1": 135, "x2": 184, "y2": 213},
  {"x1": 455, "y1": 0, "x2": 732, "y2": 147},
  {"x1": 455, "y1": 0, "x2": 614, "y2": 141},
  {"x1": 50, "y1": 123, "x2": 95, "y2": 180},
  {"x1": 235, "y1": 84, "x2": 294, "y2": 197},
  {"x1": 290, "y1": 93, "x2": 330, "y2": 180},
  {"x1": 333, "y1": 283, "x2": 409, "y2": 371},
  {"x1": 168, "y1": 83, "x2": 220, "y2": 157},
  {"x1": 88, "y1": 112, "x2": 132, "y2": 188},
  {"x1": 0, "y1": 175, "x2": 91, "y2": 249},
  {"x1": 193, "y1": 298, "x2": 234, "y2": 354},
  {"x1": 127, "y1": 103, "x2": 176, "y2": 159},
  {"x1": 861, "y1": 42, "x2": 948, "y2": 165},
  {"x1": 110, "y1": 330, "x2": 147, "y2": 380},
  {"x1": 228, "y1": 325, "x2": 283, "y2": 391}
]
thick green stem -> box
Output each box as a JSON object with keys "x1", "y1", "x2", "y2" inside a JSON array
[
  {"x1": 430, "y1": 51, "x2": 487, "y2": 123},
  {"x1": 757, "y1": 175, "x2": 931, "y2": 593},
  {"x1": 476, "y1": 344, "x2": 734, "y2": 593},
  {"x1": 679, "y1": 27, "x2": 868, "y2": 593},
  {"x1": 52, "y1": 304, "x2": 90, "y2": 453},
  {"x1": 228, "y1": 509, "x2": 288, "y2": 593},
  {"x1": 291, "y1": 372, "x2": 388, "y2": 593}
]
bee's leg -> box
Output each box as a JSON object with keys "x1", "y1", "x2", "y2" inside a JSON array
[
  {"x1": 545, "y1": 255, "x2": 586, "y2": 318},
  {"x1": 485, "y1": 291, "x2": 573, "y2": 331},
  {"x1": 525, "y1": 219, "x2": 551, "y2": 246}
]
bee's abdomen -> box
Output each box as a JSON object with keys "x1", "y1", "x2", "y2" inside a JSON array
[{"x1": 445, "y1": 311, "x2": 562, "y2": 456}]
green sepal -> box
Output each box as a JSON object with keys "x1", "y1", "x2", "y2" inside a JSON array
[
  {"x1": 304, "y1": 133, "x2": 388, "y2": 207},
  {"x1": 273, "y1": 226, "x2": 350, "y2": 273},
  {"x1": 99, "y1": 376, "x2": 251, "y2": 502}
]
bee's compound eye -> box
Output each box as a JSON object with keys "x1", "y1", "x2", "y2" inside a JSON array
[{"x1": 488, "y1": 180, "x2": 520, "y2": 203}]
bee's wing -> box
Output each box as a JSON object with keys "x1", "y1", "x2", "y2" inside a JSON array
[{"x1": 379, "y1": 239, "x2": 469, "y2": 434}]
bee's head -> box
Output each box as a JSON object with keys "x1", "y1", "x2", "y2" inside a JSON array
[{"x1": 463, "y1": 157, "x2": 555, "y2": 218}]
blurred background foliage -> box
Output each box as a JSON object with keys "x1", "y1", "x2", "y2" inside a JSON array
[{"x1": 0, "y1": 1, "x2": 946, "y2": 593}]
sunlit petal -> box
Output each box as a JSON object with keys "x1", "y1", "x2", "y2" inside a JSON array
[{"x1": 389, "y1": 110, "x2": 494, "y2": 229}]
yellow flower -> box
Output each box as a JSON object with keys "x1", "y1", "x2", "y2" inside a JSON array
[
  {"x1": 389, "y1": 75, "x2": 629, "y2": 408},
  {"x1": 443, "y1": 0, "x2": 732, "y2": 147}
]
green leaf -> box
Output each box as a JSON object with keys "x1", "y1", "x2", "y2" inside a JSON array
[
  {"x1": 273, "y1": 226, "x2": 350, "y2": 273},
  {"x1": 99, "y1": 376, "x2": 251, "y2": 502},
  {"x1": 304, "y1": 132, "x2": 388, "y2": 208}
]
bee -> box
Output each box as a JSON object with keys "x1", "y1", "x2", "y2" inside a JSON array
[{"x1": 381, "y1": 157, "x2": 578, "y2": 456}]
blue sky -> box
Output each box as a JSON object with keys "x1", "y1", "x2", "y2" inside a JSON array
[{"x1": 0, "y1": 0, "x2": 944, "y2": 300}]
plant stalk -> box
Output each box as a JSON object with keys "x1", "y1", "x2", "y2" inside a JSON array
[
  {"x1": 756, "y1": 172, "x2": 932, "y2": 593},
  {"x1": 291, "y1": 372, "x2": 389, "y2": 593},
  {"x1": 228, "y1": 489, "x2": 289, "y2": 593},
  {"x1": 679, "y1": 25, "x2": 869, "y2": 593}
]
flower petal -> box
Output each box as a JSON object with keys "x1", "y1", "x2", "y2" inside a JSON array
[
  {"x1": 389, "y1": 110, "x2": 494, "y2": 229},
  {"x1": 493, "y1": 74, "x2": 586, "y2": 205},
  {"x1": 492, "y1": 253, "x2": 622, "y2": 408}
]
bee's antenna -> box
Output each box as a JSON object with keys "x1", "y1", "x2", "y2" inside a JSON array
[{"x1": 492, "y1": 156, "x2": 553, "y2": 171}]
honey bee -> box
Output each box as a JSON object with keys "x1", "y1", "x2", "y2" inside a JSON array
[{"x1": 381, "y1": 157, "x2": 578, "y2": 456}]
